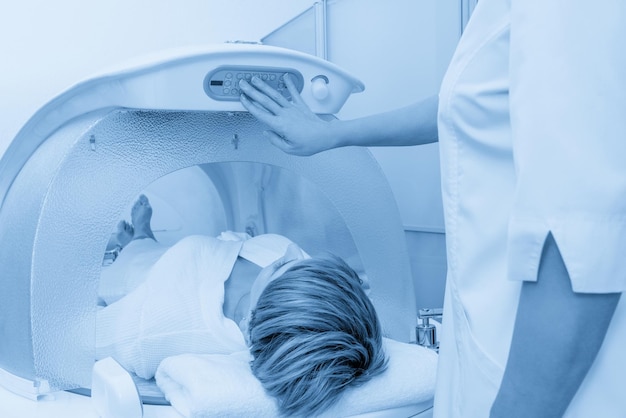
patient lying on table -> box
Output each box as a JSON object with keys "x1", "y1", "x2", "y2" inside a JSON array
[{"x1": 96, "y1": 195, "x2": 387, "y2": 416}]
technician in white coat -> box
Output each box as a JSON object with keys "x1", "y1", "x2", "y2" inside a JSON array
[{"x1": 240, "y1": 1, "x2": 626, "y2": 416}]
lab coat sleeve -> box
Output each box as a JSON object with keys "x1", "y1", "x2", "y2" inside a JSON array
[{"x1": 507, "y1": 1, "x2": 626, "y2": 293}]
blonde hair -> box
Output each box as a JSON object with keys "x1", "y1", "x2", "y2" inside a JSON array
[{"x1": 248, "y1": 255, "x2": 387, "y2": 416}]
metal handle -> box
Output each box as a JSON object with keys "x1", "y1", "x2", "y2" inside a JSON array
[{"x1": 418, "y1": 308, "x2": 443, "y2": 322}]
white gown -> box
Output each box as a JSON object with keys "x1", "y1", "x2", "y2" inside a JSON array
[
  {"x1": 433, "y1": 0, "x2": 626, "y2": 416},
  {"x1": 96, "y1": 232, "x2": 299, "y2": 379}
]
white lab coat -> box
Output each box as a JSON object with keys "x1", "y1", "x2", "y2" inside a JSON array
[{"x1": 433, "y1": 0, "x2": 626, "y2": 416}]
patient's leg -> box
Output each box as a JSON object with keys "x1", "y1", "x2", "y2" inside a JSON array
[
  {"x1": 130, "y1": 194, "x2": 156, "y2": 241},
  {"x1": 100, "y1": 195, "x2": 162, "y2": 304},
  {"x1": 110, "y1": 194, "x2": 155, "y2": 250},
  {"x1": 115, "y1": 220, "x2": 134, "y2": 248}
]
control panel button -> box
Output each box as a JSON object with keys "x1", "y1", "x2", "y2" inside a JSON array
[
  {"x1": 204, "y1": 65, "x2": 304, "y2": 102},
  {"x1": 311, "y1": 75, "x2": 330, "y2": 100}
]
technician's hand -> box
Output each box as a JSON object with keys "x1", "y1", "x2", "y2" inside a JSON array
[{"x1": 239, "y1": 74, "x2": 338, "y2": 156}]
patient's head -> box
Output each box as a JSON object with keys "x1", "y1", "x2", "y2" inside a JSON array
[{"x1": 248, "y1": 255, "x2": 387, "y2": 417}]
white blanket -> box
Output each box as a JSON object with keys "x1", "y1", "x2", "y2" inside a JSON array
[
  {"x1": 98, "y1": 238, "x2": 168, "y2": 305},
  {"x1": 96, "y1": 235, "x2": 248, "y2": 379},
  {"x1": 155, "y1": 338, "x2": 438, "y2": 418}
]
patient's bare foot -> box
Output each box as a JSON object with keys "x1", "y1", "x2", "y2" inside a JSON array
[
  {"x1": 130, "y1": 194, "x2": 156, "y2": 241},
  {"x1": 115, "y1": 220, "x2": 134, "y2": 248}
]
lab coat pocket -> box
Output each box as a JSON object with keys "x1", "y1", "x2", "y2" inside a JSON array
[{"x1": 455, "y1": 305, "x2": 504, "y2": 417}]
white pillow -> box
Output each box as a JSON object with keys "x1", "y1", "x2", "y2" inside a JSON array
[{"x1": 155, "y1": 338, "x2": 438, "y2": 417}]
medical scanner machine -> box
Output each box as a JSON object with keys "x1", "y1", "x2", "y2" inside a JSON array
[{"x1": 0, "y1": 43, "x2": 439, "y2": 417}]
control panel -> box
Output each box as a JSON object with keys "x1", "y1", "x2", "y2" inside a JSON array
[{"x1": 204, "y1": 66, "x2": 305, "y2": 101}]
